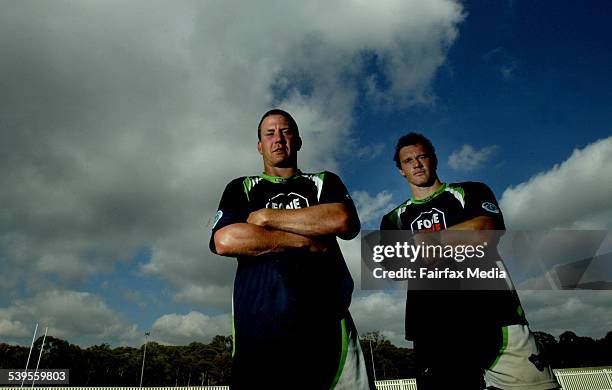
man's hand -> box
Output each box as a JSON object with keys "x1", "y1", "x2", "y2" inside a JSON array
[
  {"x1": 446, "y1": 215, "x2": 498, "y2": 231},
  {"x1": 413, "y1": 232, "x2": 447, "y2": 268},
  {"x1": 246, "y1": 208, "x2": 272, "y2": 227},
  {"x1": 444, "y1": 216, "x2": 501, "y2": 246},
  {"x1": 306, "y1": 236, "x2": 331, "y2": 253}
]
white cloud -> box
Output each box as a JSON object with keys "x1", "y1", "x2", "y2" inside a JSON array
[
  {"x1": 500, "y1": 136, "x2": 612, "y2": 229},
  {"x1": 151, "y1": 311, "x2": 231, "y2": 345},
  {"x1": 0, "y1": 319, "x2": 31, "y2": 339},
  {"x1": 353, "y1": 191, "x2": 395, "y2": 227},
  {"x1": 347, "y1": 290, "x2": 612, "y2": 348},
  {"x1": 349, "y1": 291, "x2": 409, "y2": 347},
  {"x1": 173, "y1": 284, "x2": 234, "y2": 308},
  {"x1": 353, "y1": 143, "x2": 386, "y2": 161},
  {"x1": 0, "y1": 290, "x2": 141, "y2": 346},
  {"x1": 347, "y1": 289, "x2": 612, "y2": 348},
  {"x1": 0, "y1": 0, "x2": 463, "y2": 344},
  {"x1": 338, "y1": 235, "x2": 365, "y2": 291},
  {"x1": 496, "y1": 138, "x2": 612, "y2": 341},
  {"x1": 448, "y1": 144, "x2": 497, "y2": 171},
  {"x1": 519, "y1": 290, "x2": 612, "y2": 339}
]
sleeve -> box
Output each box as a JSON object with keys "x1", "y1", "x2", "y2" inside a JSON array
[
  {"x1": 374, "y1": 212, "x2": 408, "y2": 281},
  {"x1": 209, "y1": 178, "x2": 250, "y2": 254},
  {"x1": 318, "y1": 171, "x2": 354, "y2": 205},
  {"x1": 463, "y1": 182, "x2": 505, "y2": 229},
  {"x1": 319, "y1": 171, "x2": 360, "y2": 237},
  {"x1": 380, "y1": 213, "x2": 395, "y2": 230}
]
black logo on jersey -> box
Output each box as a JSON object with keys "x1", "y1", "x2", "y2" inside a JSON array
[
  {"x1": 411, "y1": 208, "x2": 446, "y2": 232},
  {"x1": 266, "y1": 192, "x2": 310, "y2": 209},
  {"x1": 482, "y1": 201, "x2": 500, "y2": 214},
  {"x1": 528, "y1": 353, "x2": 547, "y2": 372}
]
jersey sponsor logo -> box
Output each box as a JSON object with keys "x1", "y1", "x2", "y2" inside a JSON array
[
  {"x1": 266, "y1": 192, "x2": 310, "y2": 209},
  {"x1": 482, "y1": 201, "x2": 500, "y2": 214},
  {"x1": 212, "y1": 210, "x2": 223, "y2": 229},
  {"x1": 411, "y1": 208, "x2": 446, "y2": 232},
  {"x1": 528, "y1": 353, "x2": 548, "y2": 372}
]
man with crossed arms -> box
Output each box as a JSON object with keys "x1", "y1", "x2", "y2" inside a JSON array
[{"x1": 211, "y1": 109, "x2": 372, "y2": 389}]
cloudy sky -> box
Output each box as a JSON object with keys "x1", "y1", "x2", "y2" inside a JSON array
[{"x1": 1, "y1": 0, "x2": 611, "y2": 348}]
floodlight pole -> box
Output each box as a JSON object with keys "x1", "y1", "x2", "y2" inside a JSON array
[
  {"x1": 31, "y1": 327, "x2": 48, "y2": 388},
  {"x1": 369, "y1": 339, "x2": 377, "y2": 382},
  {"x1": 139, "y1": 332, "x2": 150, "y2": 387},
  {"x1": 21, "y1": 323, "x2": 38, "y2": 388}
]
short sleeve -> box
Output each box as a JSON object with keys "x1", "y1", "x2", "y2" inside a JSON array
[
  {"x1": 318, "y1": 171, "x2": 360, "y2": 238},
  {"x1": 380, "y1": 213, "x2": 395, "y2": 230},
  {"x1": 318, "y1": 171, "x2": 353, "y2": 205},
  {"x1": 209, "y1": 178, "x2": 250, "y2": 254},
  {"x1": 463, "y1": 182, "x2": 505, "y2": 229}
]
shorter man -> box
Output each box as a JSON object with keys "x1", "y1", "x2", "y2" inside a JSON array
[{"x1": 381, "y1": 133, "x2": 559, "y2": 389}]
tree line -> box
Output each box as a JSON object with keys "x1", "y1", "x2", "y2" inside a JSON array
[
  {"x1": 0, "y1": 336, "x2": 232, "y2": 386},
  {"x1": 1, "y1": 330, "x2": 611, "y2": 386}
]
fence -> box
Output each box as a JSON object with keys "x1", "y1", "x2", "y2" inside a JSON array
[
  {"x1": 2, "y1": 368, "x2": 611, "y2": 390},
  {"x1": 375, "y1": 378, "x2": 418, "y2": 390},
  {"x1": 554, "y1": 367, "x2": 612, "y2": 390}
]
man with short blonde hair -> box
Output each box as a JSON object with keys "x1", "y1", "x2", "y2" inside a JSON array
[{"x1": 211, "y1": 109, "x2": 372, "y2": 389}]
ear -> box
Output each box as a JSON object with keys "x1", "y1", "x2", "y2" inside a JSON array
[
  {"x1": 398, "y1": 168, "x2": 406, "y2": 177},
  {"x1": 257, "y1": 141, "x2": 263, "y2": 155},
  {"x1": 295, "y1": 136, "x2": 302, "y2": 151}
]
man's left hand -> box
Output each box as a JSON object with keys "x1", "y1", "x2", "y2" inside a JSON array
[{"x1": 247, "y1": 208, "x2": 271, "y2": 227}]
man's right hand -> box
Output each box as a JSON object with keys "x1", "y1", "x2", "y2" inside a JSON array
[{"x1": 307, "y1": 236, "x2": 331, "y2": 253}]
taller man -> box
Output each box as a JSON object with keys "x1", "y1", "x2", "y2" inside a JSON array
[
  {"x1": 210, "y1": 109, "x2": 372, "y2": 389},
  {"x1": 380, "y1": 133, "x2": 559, "y2": 389}
]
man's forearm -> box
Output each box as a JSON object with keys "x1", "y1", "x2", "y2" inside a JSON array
[
  {"x1": 441, "y1": 216, "x2": 500, "y2": 246},
  {"x1": 247, "y1": 203, "x2": 360, "y2": 239},
  {"x1": 446, "y1": 216, "x2": 498, "y2": 231},
  {"x1": 414, "y1": 216, "x2": 499, "y2": 247},
  {"x1": 213, "y1": 223, "x2": 326, "y2": 257}
]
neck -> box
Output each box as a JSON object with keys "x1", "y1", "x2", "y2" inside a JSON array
[
  {"x1": 263, "y1": 165, "x2": 298, "y2": 179},
  {"x1": 410, "y1": 178, "x2": 443, "y2": 200}
]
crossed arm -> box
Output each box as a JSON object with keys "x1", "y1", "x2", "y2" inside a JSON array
[
  {"x1": 414, "y1": 216, "x2": 501, "y2": 267},
  {"x1": 213, "y1": 203, "x2": 359, "y2": 257},
  {"x1": 446, "y1": 215, "x2": 498, "y2": 231},
  {"x1": 415, "y1": 216, "x2": 500, "y2": 245}
]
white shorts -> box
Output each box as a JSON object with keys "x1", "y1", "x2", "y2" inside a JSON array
[
  {"x1": 332, "y1": 313, "x2": 373, "y2": 390},
  {"x1": 485, "y1": 324, "x2": 559, "y2": 389}
]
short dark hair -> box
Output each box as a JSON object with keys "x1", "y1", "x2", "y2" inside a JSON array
[
  {"x1": 257, "y1": 109, "x2": 299, "y2": 140},
  {"x1": 393, "y1": 132, "x2": 437, "y2": 168}
]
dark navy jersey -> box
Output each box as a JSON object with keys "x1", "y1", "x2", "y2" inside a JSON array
[
  {"x1": 380, "y1": 182, "x2": 505, "y2": 232},
  {"x1": 210, "y1": 171, "x2": 357, "y2": 369},
  {"x1": 380, "y1": 182, "x2": 526, "y2": 341}
]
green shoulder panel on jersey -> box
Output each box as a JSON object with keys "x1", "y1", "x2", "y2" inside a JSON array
[
  {"x1": 301, "y1": 171, "x2": 325, "y2": 201},
  {"x1": 445, "y1": 183, "x2": 466, "y2": 208},
  {"x1": 242, "y1": 176, "x2": 262, "y2": 201},
  {"x1": 385, "y1": 200, "x2": 412, "y2": 229}
]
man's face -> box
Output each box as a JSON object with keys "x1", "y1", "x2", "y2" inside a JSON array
[
  {"x1": 398, "y1": 144, "x2": 437, "y2": 187},
  {"x1": 257, "y1": 114, "x2": 301, "y2": 168}
]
